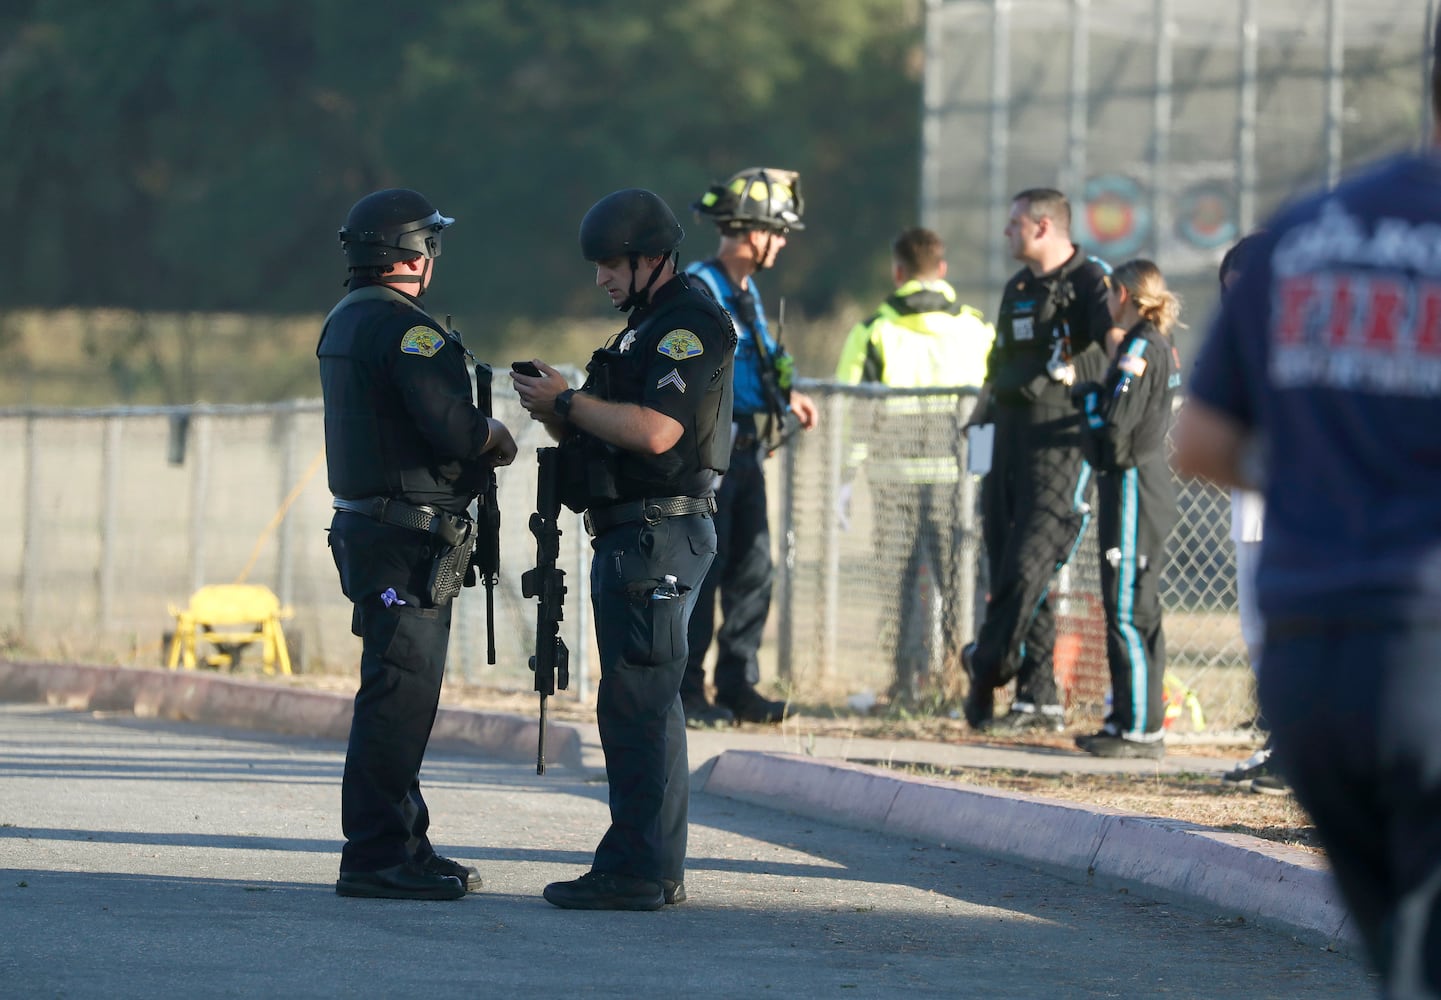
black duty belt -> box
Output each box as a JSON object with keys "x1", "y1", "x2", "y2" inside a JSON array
[
  {"x1": 584, "y1": 495, "x2": 717, "y2": 537},
  {"x1": 333, "y1": 496, "x2": 471, "y2": 547}
]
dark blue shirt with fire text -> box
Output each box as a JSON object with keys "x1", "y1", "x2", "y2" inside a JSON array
[{"x1": 1188, "y1": 151, "x2": 1441, "y2": 623}]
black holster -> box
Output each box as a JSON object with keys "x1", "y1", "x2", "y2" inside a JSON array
[{"x1": 427, "y1": 521, "x2": 478, "y2": 605}]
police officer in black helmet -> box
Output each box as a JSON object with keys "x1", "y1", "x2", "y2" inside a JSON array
[
  {"x1": 320, "y1": 188, "x2": 517, "y2": 900},
  {"x1": 512, "y1": 188, "x2": 735, "y2": 910}
]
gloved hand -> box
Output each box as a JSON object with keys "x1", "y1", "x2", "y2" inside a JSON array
[{"x1": 835, "y1": 481, "x2": 854, "y2": 532}]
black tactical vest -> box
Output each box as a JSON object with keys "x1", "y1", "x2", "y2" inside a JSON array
[
  {"x1": 316, "y1": 284, "x2": 472, "y2": 509},
  {"x1": 559, "y1": 275, "x2": 735, "y2": 510}
]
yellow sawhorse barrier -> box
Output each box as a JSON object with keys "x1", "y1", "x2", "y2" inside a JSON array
[{"x1": 165, "y1": 583, "x2": 296, "y2": 676}]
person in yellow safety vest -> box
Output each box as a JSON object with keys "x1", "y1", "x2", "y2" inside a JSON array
[{"x1": 834, "y1": 227, "x2": 994, "y2": 703}]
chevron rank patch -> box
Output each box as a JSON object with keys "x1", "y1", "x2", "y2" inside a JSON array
[
  {"x1": 400, "y1": 326, "x2": 445, "y2": 358},
  {"x1": 656, "y1": 329, "x2": 703, "y2": 360},
  {"x1": 657, "y1": 368, "x2": 687, "y2": 392}
]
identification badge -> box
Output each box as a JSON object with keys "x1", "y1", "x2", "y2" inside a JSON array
[{"x1": 1012, "y1": 317, "x2": 1035, "y2": 341}]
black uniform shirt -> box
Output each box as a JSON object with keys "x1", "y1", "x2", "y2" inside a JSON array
[
  {"x1": 317, "y1": 283, "x2": 491, "y2": 513},
  {"x1": 1077, "y1": 320, "x2": 1181, "y2": 472},
  {"x1": 989, "y1": 247, "x2": 1112, "y2": 409},
  {"x1": 581, "y1": 273, "x2": 735, "y2": 500}
]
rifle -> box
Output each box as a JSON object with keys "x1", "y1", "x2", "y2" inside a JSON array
[
  {"x1": 472, "y1": 362, "x2": 501, "y2": 663},
  {"x1": 520, "y1": 446, "x2": 570, "y2": 774}
]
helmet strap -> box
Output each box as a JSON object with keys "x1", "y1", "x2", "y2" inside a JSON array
[
  {"x1": 618, "y1": 251, "x2": 671, "y2": 312},
  {"x1": 753, "y1": 230, "x2": 777, "y2": 272}
]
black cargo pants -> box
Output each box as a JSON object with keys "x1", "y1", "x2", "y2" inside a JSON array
[
  {"x1": 591, "y1": 511, "x2": 717, "y2": 883},
  {"x1": 328, "y1": 512, "x2": 452, "y2": 874},
  {"x1": 972, "y1": 403, "x2": 1092, "y2": 707}
]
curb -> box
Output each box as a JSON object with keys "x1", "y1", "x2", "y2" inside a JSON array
[
  {"x1": 702, "y1": 749, "x2": 1356, "y2": 949},
  {"x1": 0, "y1": 659, "x2": 582, "y2": 771}
]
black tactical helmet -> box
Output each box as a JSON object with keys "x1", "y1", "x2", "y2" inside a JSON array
[
  {"x1": 339, "y1": 188, "x2": 455, "y2": 268},
  {"x1": 579, "y1": 188, "x2": 685, "y2": 262},
  {"x1": 692, "y1": 167, "x2": 805, "y2": 234}
]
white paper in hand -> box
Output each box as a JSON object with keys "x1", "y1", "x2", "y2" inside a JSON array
[{"x1": 966, "y1": 423, "x2": 994, "y2": 475}]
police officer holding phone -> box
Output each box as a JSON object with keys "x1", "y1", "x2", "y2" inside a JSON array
[
  {"x1": 512, "y1": 188, "x2": 735, "y2": 910},
  {"x1": 320, "y1": 188, "x2": 517, "y2": 901}
]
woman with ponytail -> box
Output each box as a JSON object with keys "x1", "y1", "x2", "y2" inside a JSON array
[{"x1": 1071, "y1": 259, "x2": 1183, "y2": 759}]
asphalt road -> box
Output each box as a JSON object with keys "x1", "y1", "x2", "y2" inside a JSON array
[{"x1": 0, "y1": 704, "x2": 1371, "y2": 999}]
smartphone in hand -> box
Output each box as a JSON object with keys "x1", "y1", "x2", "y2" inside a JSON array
[{"x1": 511, "y1": 360, "x2": 542, "y2": 377}]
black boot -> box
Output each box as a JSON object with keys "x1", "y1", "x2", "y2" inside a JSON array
[
  {"x1": 543, "y1": 871, "x2": 665, "y2": 911},
  {"x1": 336, "y1": 861, "x2": 465, "y2": 900}
]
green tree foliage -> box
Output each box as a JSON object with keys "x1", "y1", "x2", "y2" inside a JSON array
[{"x1": 0, "y1": 0, "x2": 923, "y2": 343}]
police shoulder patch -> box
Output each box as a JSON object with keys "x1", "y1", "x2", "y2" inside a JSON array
[
  {"x1": 399, "y1": 326, "x2": 445, "y2": 358},
  {"x1": 656, "y1": 329, "x2": 704, "y2": 360}
]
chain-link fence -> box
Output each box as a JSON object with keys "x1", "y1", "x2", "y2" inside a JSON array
[
  {"x1": 0, "y1": 396, "x2": 594, "y2": 699},
  {"x1": 2, "y1": 382, "x2": 1253, "y2": 731},
  {"x1": 778, "y1": 381, "x2": 1249, "y2": 732},
  {"x1": 922, "y1": 0, "x2": 1437, "y2": 366}
]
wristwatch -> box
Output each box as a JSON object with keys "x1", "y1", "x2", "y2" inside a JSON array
[{"x1": 553, "y1": 388, "x2": 577, "y2": 422}]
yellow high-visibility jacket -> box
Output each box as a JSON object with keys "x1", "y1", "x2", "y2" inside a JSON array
[{"x1": 835, "y1": 278, "x2": 994, "y2": 483}]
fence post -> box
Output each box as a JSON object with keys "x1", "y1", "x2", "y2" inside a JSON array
[
  {"x1": 98, "y1": 416, "x2": 122, "y2": 632},
  {"x1": 21, "y1": 415, "x2": 40, "y2": 637},
  {"x1": 187, "y1": 410, "x2": 211, "y2": 595},
  {"x1": 820, "y1": 390, "x2": 845, "y2": 683},
  {"x1": 1064, "y1": 0, "x2": 1091, "y2": 196},
  {"x1": 1324, "y1": 0, "x2": 1344, "y2": 189},
  {"x1": 957, "y1": 395, "x2": 981, "y2": 651},
  {"x1": 987, "y1": 0, "x2": 1013, "y2": 288},
  {"x1": 1149, "y1": 0, "x2": 1174, "y2": 260},
  {"x1": 276, "y1": 408, "x2": 298, "y2": 609},
  {"x1": 776, "y1": 441, "x2": 798, "y2": 683}
]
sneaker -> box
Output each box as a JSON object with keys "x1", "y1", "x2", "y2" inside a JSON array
[
  {"x1": 983, "y1": 705, "x2": 1066, "y2": 735},
  {"x1": 1250, "y1": 773, "x2": 1292, "y2": 796},
  {"x1": 543, "y1": 871, "x2": 665, "y2": 911},
  {"x1": 1076, "y1": 732, "x2": 1165, "y2": 760},
  {"x1": 1221, "y1": 746, "x2": 1273, "y2": 788},
  {"x1": 682, "y1": 698, "x2": 735, "y2": 729},
  {"x1": 420, "y1": 853, "x2": 482, "y2": 892}
]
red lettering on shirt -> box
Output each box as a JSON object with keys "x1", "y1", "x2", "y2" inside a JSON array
[
  {"x1": 1274, "y1": 275, "x2": 1318, "y2": 345},
  {"x1": 1361, "y1": 277, "x2": 1406, "y2": 350},
  {"x1": 1327, "y1": 275, "x2": 1356, "y2": 346},
  {"x1": 1417, "y1": 284, "x2": 1441, "y2": 356}
]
